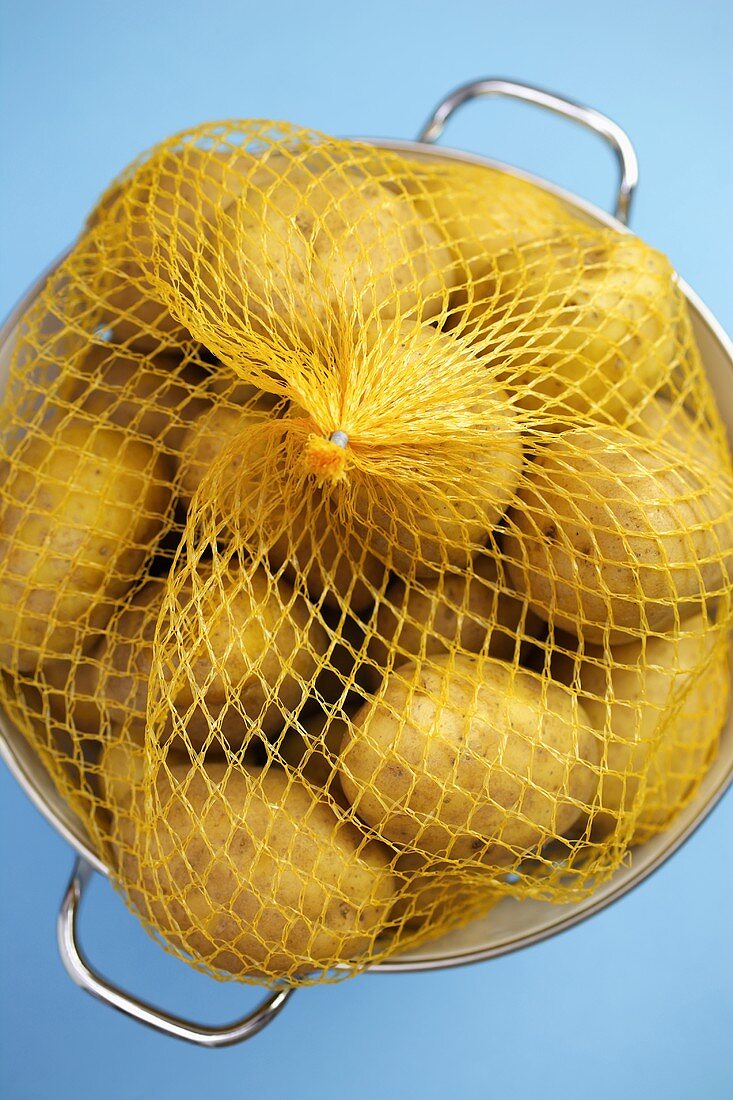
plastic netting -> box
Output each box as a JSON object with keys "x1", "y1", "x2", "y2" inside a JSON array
[{"x1": 1, "y1": 121, "x2": 732, "y2": 986}]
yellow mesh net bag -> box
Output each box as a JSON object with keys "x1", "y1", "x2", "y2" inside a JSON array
[{"x1": 1, "y1": 121, "x2": 732, "y2": 986}]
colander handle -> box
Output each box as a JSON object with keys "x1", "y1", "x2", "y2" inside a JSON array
[
  {"x1": 417, "y1": 77, "x2": 638, "y2": 225},
  {"x1": 57, "y1": 857, "x2": 295, "y2": 1047}
]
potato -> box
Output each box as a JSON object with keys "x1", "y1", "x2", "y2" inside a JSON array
[
  {"x1": 66, "y1": 563, "x2": 328, "y2": 750},
  {"x1": 349, "y1": 324, "x2": 523, "y2": 578},
  {"x1": 91, "y1": 146, "x2": 456, "y2": 356},
  {"x1": 100, "y1": 741, "x2": 397, "y2": 978},
  {"x1": 279, "y1": 629, "x2": 370, "y2": 798},
  {"x1": 504, "y1": 426, "x2": 733, "y2": 644},
  {"x1": 317, "y1": 614, "x2": 369, "y2": 704},
  {"x1": 406, "y1": 162, "x2": 582, "y2": 349},
  {"x1": 204, "y1": 155, "x2": 459, "y2": 351},
  {"x1": 1, "y1": 674, "x2": 102, "y2": 822},
  {"x1": 177, "y1": 389, "x2": 283, "y2": 509},
  {"x1": 268, "y1": 496, "x2": 387, "y2": 614},
  {"x1": 629, "y1": 394, "x2": 730, "y2": 458},
  {"x1": 52, "y1": 579, "x2": 163, "y2": 739},
  {"x1": 281, "y1": 709, "x2": 349, "y2": 799},
  {"x1": 177, "y1": 391, "x2": 387, "y2": 613},
  {"x1": 493, "y1": 231, "x2": 682, "y2": 424},
  {"x1": 88, "y1": 145, "x2": 255, "y2": 351},
  {"x1": 391, "y1": 851, "x2": 501, "y2": 932},
  {"x1": 273, "y1": 321, "x2": 521, "y2": 599},
  {"x1": 165, "y1": 563, "x2": 329, "y2": 748},
  {"x1": 635, "y1": 636, "x2": 729, "y2": 841},
  {"x1": 61, "y1": 347, "x2": 210, "y2": 452},
  {"x1": 373, "y1": 158, "x2": 581, "y2": 346},
  {"x1": 0, "y1": 421, "x2": 171, "y2": 670},
  {"x1": 552, "y1": 614, "x2": 730, "y2": 839},
  {"x1": 43, "y1": 652, "x2": 106, "y2": 736},
  {"x1": 89, "y1": 719, "x2": 259, "y2": 831},
  {"x1": 408, "y1": 162, "x2": 580, "y2": 286},
  {"x1": 364, "y1": 553, "x2": 545, "y2": 690},
  {"x1": 628, "y1": 395, "x2": 694, "y2": 443},
  {"x1": 339, "y1": 655, "x2": 598, "y2": 867}
]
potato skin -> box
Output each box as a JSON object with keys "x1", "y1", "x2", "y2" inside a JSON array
[
  {"x1": 418, "y1": 165, "x2": 583, "y2": 347},
  {"x1": 628, "y1": 395, "x2": 732, "y2": 470},
  {"x1": 268, "y1": 317, "x2": 528, "y2": 608},
  {"x1": 78, "y1": 565, "x2": 328, "y2": 750},
  {"x1": 552, "y1": 613, "x2": 730, "y2": 839},
  {"x1": 184, "y1": 396, "x2": 387, "y2": 615},
  {"x1": 408, "y1": 162, "x2": 578, "y2": 284},
  {"x1": 101, "y1": 146, "x2": 459, "y2": 358},
  {"x1": 635, "y1": 636, "x2": 729, "y2": 841},
  {"x1": 207, "y1": 156, "x2": 458, "y2": 349},
  {"x1": 62, "y1": 348, "x2": 210, "y2": 452},
  {"x1": 177, "y1": 390, "x2": 281, "y2": 509},
  {"x1": 390, "y1": 851, "x2": 501, "y2": 932},
  {"x1": 339, "y1": 655, "x2": 598, "y2": 867},
  {"x1": 0, "y1": 422, "x2": 171, "y2": 670},
  {"x1": 365, "y1": 553, "x2": 545, "y2": 690},
  {"x1": 88, "y1": 146, "x2": 256, "y2": 351},
  {"x1": 494, "y1": 232, "x2": 681, "y2": 425},
  {"x1": 505, "y1": 426, "x2": 733, "y2": 644},
  {"x1": 268, "y1": 497, "x2": 387, "y2": 614},
  {"x1": 168, "y1": 564, "x2": 329, "y2": 748},
  {"x1": 100, "y1": 743, "x2": 397, "y2": 978},
  {"x1": 44, "y1": 647, "x2": 113, "y2": 737},
  {"x1": 70, "y1": 579, "x2": 164, "y2": 740},
  {"x1": 280, "y1": 709, "x2": 350, "y2": 802}
]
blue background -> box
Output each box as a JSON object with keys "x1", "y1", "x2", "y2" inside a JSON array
[{"x1": 1, "y1": 2, "x2": 732, "y2": 1096}]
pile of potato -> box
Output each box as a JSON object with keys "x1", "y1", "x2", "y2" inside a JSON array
[{"x1": 1, "y1": 130, "x2": 732, "y2": 982}]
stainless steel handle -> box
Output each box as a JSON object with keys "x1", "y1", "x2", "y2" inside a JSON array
[
  {"x1": 57, "y1": 857, "x2": 294, "y2": 1047},
  {"x1": 417, "y1": 77, "x2": 639, "y2": 225}
]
